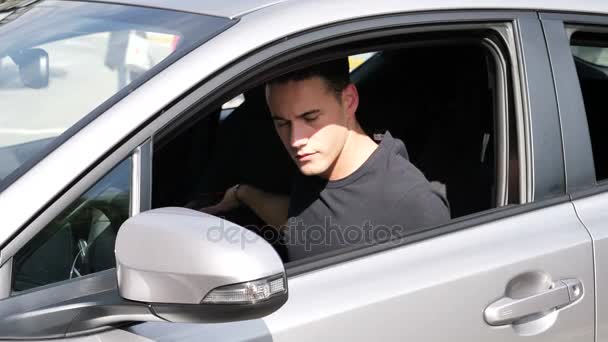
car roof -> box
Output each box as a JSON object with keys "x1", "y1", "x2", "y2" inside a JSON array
[
  {"x1": 81, "y1": 0, "x2": 287, "y2": 18},
  {"x1": 82, "y1": 0, "x2": 608, "y2": 19}
]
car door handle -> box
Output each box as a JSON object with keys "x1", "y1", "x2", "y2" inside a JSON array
[{"x1": 484, "y1": 279, "x2": 583, "y2": 326}]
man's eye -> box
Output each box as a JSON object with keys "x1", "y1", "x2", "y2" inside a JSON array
[
  {"x1": 275, "y1": 120, "x2": 289, "y2": 127},
  {"x1": 303, "y1": 114, "x2": 319, "y2": 122}
]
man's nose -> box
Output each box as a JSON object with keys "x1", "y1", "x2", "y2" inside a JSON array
[{"x1": 290, "y1": 122, "x2": 308, "y2": 149}]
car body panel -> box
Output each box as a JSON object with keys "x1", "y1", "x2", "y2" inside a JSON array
[
  {"x1": 574, "y1": 193, "x2": 608, "y2": 341},
  {"x1": 129, "y1": 202, "x2": 594, "y2": 341},
  {"x1": 56, "y1": 328, "x2": 153, "y2": 342},
  {"x1": 81, "y1": 0, "x2": 287, "y2": 18},
  {"x1": 539, "y1": 11, "x2": 608, "y2": 342},
  {"x1": 539, "y1": 13, "x2": 599, "y2": 193},
  {"x1": 67, "y1": 0, "x2": 608, "y2": 19},
  {"x1": 572, "y1": 193, "x2": 608, "y2": 342}
]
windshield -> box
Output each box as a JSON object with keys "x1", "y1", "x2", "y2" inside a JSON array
[{"x1": 0, "y1": 0, "x2": 232, "y2": 189}]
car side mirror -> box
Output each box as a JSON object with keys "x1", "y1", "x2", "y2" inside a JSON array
[
  {"x1": 11, "y1": 48, "x2": 49, "y2": 89},
  {"x1": 0, "y1": 208, "x2": 287, "y2": 339},
  {"x1": 115, "y1": 207, "x2": 288, "y2": 322}
]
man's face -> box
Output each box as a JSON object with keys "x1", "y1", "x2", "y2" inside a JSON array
[{"x1": 266, "y1": 76, "x2": 358, "y2": 178}]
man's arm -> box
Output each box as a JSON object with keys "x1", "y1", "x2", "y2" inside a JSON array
[
  {"x1": 237, "y1": 184, "x2": 289, "y2": 230},
  {"x1": 200, "y1": 184, "x2": 289, "y2": 230},
  {"x1": 392, "y1": 182, "x2": 451, "y2": 234}
]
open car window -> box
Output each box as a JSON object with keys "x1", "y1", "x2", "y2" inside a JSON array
[{"x1": 151, "y1": 31, "x2": 514, "y2": 263}]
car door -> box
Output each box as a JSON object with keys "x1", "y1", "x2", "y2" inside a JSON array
[
  {"x1": 540, "y1": 11, "x2": 608, "y2": 342},
  {"x1": 124, "y1": 7, "x2": 595, "y2": 342}
]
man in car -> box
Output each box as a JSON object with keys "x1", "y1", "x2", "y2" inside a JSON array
[{"x1": 202, "y1": 58, "x2": 450, "y2": 261}]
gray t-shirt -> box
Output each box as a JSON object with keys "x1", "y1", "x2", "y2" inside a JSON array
[{"x1": 285, "y1": 131, "x2": 450, "y2": 261}]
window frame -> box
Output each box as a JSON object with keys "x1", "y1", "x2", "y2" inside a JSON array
[{"x1": 540, "y1": 12, "x2": 608, "y2": 197}]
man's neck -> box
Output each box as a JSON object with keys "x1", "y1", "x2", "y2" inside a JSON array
[{"x1": 325, "y1": 129, "x2": 378, "y2": 181}]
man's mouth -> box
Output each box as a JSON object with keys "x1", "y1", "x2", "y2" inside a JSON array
[{"x1": 296, "y1": 152, "x2": 316, "y2": 161}]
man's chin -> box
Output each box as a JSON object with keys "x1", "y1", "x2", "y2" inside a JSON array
[
  {"x1": 298, "y1": 168, "x2": 317, "y2": 176},
  {"x1": 298, "y1": 164, "x2": 324, "y2": 177}
]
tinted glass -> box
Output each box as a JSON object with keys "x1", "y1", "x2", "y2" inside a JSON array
[
  {"x1": 571, "y1": 32, "x2": 608, "y2": 181},
  {"x1": 13, "y1": 158, "x2": 131, "y2": 291},
  {"x1": 0, "y1": 0, "x2": 232, "y2": 190}
]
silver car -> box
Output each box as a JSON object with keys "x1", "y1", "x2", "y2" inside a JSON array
[{"x1": 0, "y1": 0, "x2": 607, "y2": 340}]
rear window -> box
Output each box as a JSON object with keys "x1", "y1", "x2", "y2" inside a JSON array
[
  {"x1": 0, "y1": 0, "x2": 233, "y2": 191},
  {"x1": 571, "y1": 32, "x2": 608, "y2": 181}
]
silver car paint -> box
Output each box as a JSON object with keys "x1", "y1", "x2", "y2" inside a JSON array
[
  {"x1": 18, "y1": 328, "x2": 153, "y2": 342},
  {"x1": 0, "y1": 260, "x2": 11, "y2": 298},
  {"x1": 571, "y1": 193, "x2": 608, "y2": 342},
  {"x1": 116, "y1": 207, "x2": 284, "y2": 304},
  {"x1": 76, "y1": 0, "x2": 608, "y2": 19},
  {"x1": 130, "y1": 139, "x2": 153, "y2": 216},
  {"x1": 83, "y1": 0, "x2": 287, "y2": 18},
  {"x1": 36, "y1": 329, "x2": 153, "y2": 342},
  {"x1": 129, "y1": 202, "x2": 594, "y2": 341}
]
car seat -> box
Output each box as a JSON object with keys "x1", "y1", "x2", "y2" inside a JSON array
[{"x1": 355, "y1": 45, "x2": 495, "y2": 217}]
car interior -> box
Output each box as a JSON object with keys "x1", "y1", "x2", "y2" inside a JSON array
[
  {"x1": 13, "y1": 159, "x2": 131, "y2": 291},
  {"x1": 152, "y1": 38, "x2": 505, "y2": 262}
]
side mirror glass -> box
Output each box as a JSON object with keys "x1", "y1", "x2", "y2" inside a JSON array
[{"x1": 11, "y1": 48, "x2": 49, "y2": 89}]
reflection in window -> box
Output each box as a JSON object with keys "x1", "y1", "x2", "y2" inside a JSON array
[
  {"x1": 0, "y1": 0, "x2": 233, "y2": 191},
  {"x1": 572, "y1": 45, "x2": 608, "y2": 67},
  {"x1": 349, "y1": 52, "x2": 375, "y2": 72},
  {"x1": 220, "y1": 93, "x2": 246, "y2": 121}
]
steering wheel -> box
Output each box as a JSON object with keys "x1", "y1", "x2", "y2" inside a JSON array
[{"x1": 67, "y1": 194, "x2": 129, "y2": 279}]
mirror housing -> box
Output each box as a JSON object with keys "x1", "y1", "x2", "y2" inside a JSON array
[
  {"x1": 115, "y1": 207, "x2": 288, "y2": 322},
  {"x1": 11, "y1": 48, "x2": 49, "y2": 88}
]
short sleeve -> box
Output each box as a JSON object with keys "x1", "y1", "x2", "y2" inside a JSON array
[{"x1": 391, "y1": 183, "x2": 451, "y2": 233}]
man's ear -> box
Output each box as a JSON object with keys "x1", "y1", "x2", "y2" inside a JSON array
[{"x1": 341, "y1": 83, "x2": 359, "y2": 119}]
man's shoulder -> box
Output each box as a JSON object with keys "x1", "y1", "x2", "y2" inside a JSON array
[
  {"x1": 374, "y1": 136, "x2": 448, "y2": 205},
  {"x1": 373, "y1": 132, "x2": 425, "y2": 182},
  {"x1": 377, "y1": 142, "x2": 428, "y2": 189}
]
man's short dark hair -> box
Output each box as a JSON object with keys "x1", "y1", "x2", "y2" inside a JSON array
[{"x1": 268, "y1": 58, "x2": 350, "y2": 100}]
